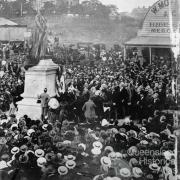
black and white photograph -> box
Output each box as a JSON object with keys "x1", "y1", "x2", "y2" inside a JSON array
[{"x1": 0, "y1": 0, "x2": 179, "y2": 179}]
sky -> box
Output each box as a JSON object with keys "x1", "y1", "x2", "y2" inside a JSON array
[{"x1": 99, "y1": 0, "x2": 157, "y2": 12}]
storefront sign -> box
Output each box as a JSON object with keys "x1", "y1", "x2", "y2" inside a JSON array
[
  {"x1": 149, "y1": 22, "x2": 180, "y2": 33},
  {"x1": 139, "y1": 0, "x2": 179, "y2": 37},
  {"x1": 151, "y1": 0, "x2": 169, "y2": 14}
]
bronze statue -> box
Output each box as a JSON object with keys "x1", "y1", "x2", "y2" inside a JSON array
[
  {"x1": 24, "y1": 11, "x2": 48, "y2": 69},
  {"x1": 32, "y1": 10, "x2": 47, "y2": 59}
]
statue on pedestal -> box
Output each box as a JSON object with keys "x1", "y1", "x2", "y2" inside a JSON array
[
  {"x1": 32, "y1": 10, "x2": 47, "y2": 60},
  {"x1": 24, "y1": 11, "x2": 49, "y2": 69}
]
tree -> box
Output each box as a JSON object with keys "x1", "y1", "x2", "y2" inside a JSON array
[
  {"x1": 107, "y1": 4, "x2": 119, "y2": 16},
  {"x1": 56, "y1": 1, "x2": 68, "y2": 15},
  {"x1": 81, "y1": 0, "x2": 110, "y2": 17},
  {"x1": 43, "y1": 1, "x2": 56, "y2": 14},
  {"x1": 70, "y1": 4, "x2": 83, "y2": 14}
]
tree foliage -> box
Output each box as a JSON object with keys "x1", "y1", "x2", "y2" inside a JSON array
[{"x1": 0, "y1": 0, "x2": 117, "y2": 17}]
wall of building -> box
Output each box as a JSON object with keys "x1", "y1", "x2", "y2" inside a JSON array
[{"x1": 0, "y1": 26, "x2": 27, "y2": 41}]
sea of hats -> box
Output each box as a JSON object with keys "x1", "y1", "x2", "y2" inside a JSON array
[{"x1": 0, "y1": 113, "x2": 176, "y2": 180}]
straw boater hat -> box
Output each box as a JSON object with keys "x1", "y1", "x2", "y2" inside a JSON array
[
  {"x1": 140, "y1": 140, "x2": 148, "y2": 145},
  {"x1": 100, "y1": 156, "x2": 111, "y2": 167},
  {"x1": 49, "y1": 130, "x2": 56, "y2": 138},
  {"x1": 42, "y1": 124, "x2": 48, "y2": 131},
  {"x1": 64, "y1": 155, "x2": 76, "y2": 161},
  {"x1": 119, "y1": 168, "x2": 131, "y2": 177},
  {"x1": 56, "y1": 142, "x2": 66, "y2": 151},
  {"x1": 93, "y1": 141, "x2": 103, "y2": 149},
  {"x1": 24, "y1": 136, "x2": 31, "y2": 141},
  {"x1": 169, "y1": 135, "x2": 176, "y2": 142},
  {"x1": 78, "y1": 143, "x2": 86, "y2": 151},
  {"x1": 25, "y1": 150, "x2": 34, "y2": 155},
  {"x1": 58, "y1": 166, "x2": 68, "y2": 176},
  {"x1": 116, "y1": 152, "x2": 123, "y2": 159},
  {"x1": 127, "y1": 130, "x2": 137, "y2": 138},
  {"x1": 62, "y1": 140, "x2": 72, "y2": 145},
  {"x1": 27, "y1": 129, "x2": 35, "y2": 136},
  {"x1": 91, "y1": 148, "x2": 101, "y2": 155},
  {"x1": 65, "y1": 160, "x2": 76, "y2": 169},
  {"x1": 37, "y1": 157, "x2": 47, "y2": 167},
  {"x1": 108, "y1": 152, "x2": 116, "y2": 160},
  {"x1": 111, "y1": 128, "x2": 119, "y2": 134},
  {"x1": 104, "y1": 146, "x2": 114, "y2": 152},
  {"x1": 11, "y1": 147, "x2": 20, "y2": 154},
  {"x1": 10, "y1": 124, "x2": 18, "y2": 131},
  {"x1": 119, "y1": 128, "x2": 126, "y2": 134},
  {"x1": 35, "y1": 149, "x2": 45, "y2": 157},
  {"x1": 140, "y1": 127, "x2": 147, "y2": 134},
  {"x1": 93, "y1": 175, "x2": 104, "y2": 180},
  {"x1": 132, "y1": 167, "x2": 143, "y2": 178},
  {"x1": 127, "y1": 146, "x2": 138, "y2": 156},
  {"x1": 129, "y1": 158, "x2": 139, "y2": 167},
  {"x1": 149, "y1": 163, "x2": 160, "y2": 171}
]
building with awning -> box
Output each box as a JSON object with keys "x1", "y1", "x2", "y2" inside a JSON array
[
  {"x1": 125, "y1": 0, "x2": 180, "y2": 64},
  {"x1": 0, "y1": 17, "x2": 27, "y2": 42}
]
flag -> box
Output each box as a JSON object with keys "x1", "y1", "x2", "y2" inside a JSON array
[
  {"x1": 169, "y1": 0, "x2": 180, "y2": 60},
  {"x1": 172, "y1": 77, "x2": 176, "y2": 96},
  {"x1": 59, "y1": 74, "x2": 66, "y2": 93}
]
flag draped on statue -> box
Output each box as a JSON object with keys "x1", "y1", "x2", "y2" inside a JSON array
[
  {"x1": 56, "y1": 65, "x2": 66, "y2": 94},
  {"x1": 172, "y1": 77, "x2": 176, "y2": 97},
  {"x1": 59, "y1": 74, "x2": 66, "y2": 93},
  {"x1": 169, "y1": 0, "x2": 180, "y2": 60}
]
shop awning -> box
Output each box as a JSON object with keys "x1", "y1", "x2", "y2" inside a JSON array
[{"x1": 125, "y1": 36, "x2": 175, "y2": 47}]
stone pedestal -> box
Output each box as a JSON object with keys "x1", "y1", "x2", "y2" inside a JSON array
[{"x1": 17, "y1": 59, "x2": 58, "y2": 119}]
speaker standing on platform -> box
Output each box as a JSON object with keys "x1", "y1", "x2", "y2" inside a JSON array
[{"x1": 39, "y1": 88, "x2": 50, "y2": 121}]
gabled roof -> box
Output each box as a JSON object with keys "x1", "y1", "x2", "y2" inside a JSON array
[
  {"x1": 0, "y1": 18, "x2": 17, "y2": 26},
  {"x1": 125, "y1": 36, "x2": 175, "y2": 47}
]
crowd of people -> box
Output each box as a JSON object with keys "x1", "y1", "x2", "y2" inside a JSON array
[
  {"x1": 0, "y1": 49, "x2": 177, "y2": 180},
  {"x1": 60, "y1": 59, "x2": 176, "y2": 122},
  {"x1": 0, "y1": 109, "x2": 176, "y2": 180},
  {"x1": 0, "y1": 43, "x2": 25, "y2": 115}
]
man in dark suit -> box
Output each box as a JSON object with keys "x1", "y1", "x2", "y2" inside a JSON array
[
  {"x1": 112, "y1": 86, "x2": 121, "y2": 119},
  {"x1": 39, "y1": 88, "x2": 50, "y2": 121},
  {"x1": 137, "y1": 92, "x2": 147, "y2": 120},
  {"x1": 119, "y1": 83, "x2": 129, "y2": 118}
]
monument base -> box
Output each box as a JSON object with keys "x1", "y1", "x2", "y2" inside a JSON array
[
  {"x1": 17, "y1": 98, "x2": 41, "y2": 119},
  {"x1": 17, "y1": 59, "x2": 58, "y2": 119}
]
